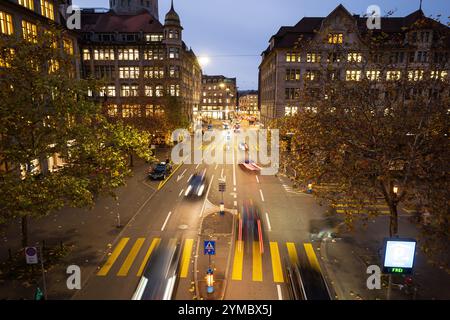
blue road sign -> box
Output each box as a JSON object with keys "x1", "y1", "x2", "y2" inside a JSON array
[{"x1": 204, "y1": 241, "x2": 216, "y2": 255}]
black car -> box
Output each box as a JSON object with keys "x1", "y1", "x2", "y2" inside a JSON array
[{"x1": 149, "y1": 162, "x2": 171, "y2": 180}]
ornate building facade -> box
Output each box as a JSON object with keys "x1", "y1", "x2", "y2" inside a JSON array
[
  {"x1": 258, "y1": 4, "x2": 450, "y2": 125},
  {"x1": 80, "y1": 1, "x2": 202, "y2": 127},
  {"x1": 199, "y1": 75, "x2": 237, "y2": 120}
]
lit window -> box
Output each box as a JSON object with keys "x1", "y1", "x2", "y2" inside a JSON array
[
  {"x1": 63, "y1": 38, "x2": 74, "y2": 55},
  {"x1": 82, "y1": 49, "x2": 90, "y2": 60},
  {"x1": 155, "y1": 85, "x2": 164, "y2": 97},
  {"x1": 18, "y1": 0, "x2": 34, "y2": 10},
  {"x1": 107, "y1": 104, "x2": 118, "y2": 117},
  {"x1": 430, "y1": 70, "x2": 448, "y2": 81},
  {"x1": 119, "y1": 66, "x2": 140, "y2": 79},
  {"x1": 168, "y1": 47, "x2": 179, "y2": 59},
  {"x1": 168, "y1": 84, "x2": 180, "y2": 97},
  {"x1": 49, "y1": 59, "x2": 59, "y2": 73},
  {"x1": 94, "y1": 49, "x2": 115, "y2": 60},
  {"x1": 345, "y1": 70, "x2": 361, "y2": 81},
  {"x1": 22, "y1": 20, "x2": 37, "y2": 43},
  {"x1": 40, "y1": 0, "x2": 54, "y2": 20},
  {"x1": 408, "y1": 70, "x2": 424, "y2": 81},
  {"x1": 0, "y1": 11, "x2": 14, "y2": 35},
  {"x1": 100, "y1": 85, "x2": 116, "y2": 97},
  {"x1": 306, "y1": 53, "x2": 321, "y2": 63},
  {"x1": 118, "y1": 48, "x2": 139, "y2": 60},
  {"x1": 366, "y1": 70, "x2": 380, "y2": 81},
  {"x1": 386, "y1": 71, "x2": 401, "y2": 81},
  {"x1": 347, "y1": 52, "x2": 362, "y2": 63},
  {"x1": 145, "y1": 34, "x2": 163, "y2": 42},
  {"x1": 121, "y1": 85, "x2": 139, "y2": 97},
  {"x1": 328, "y1": 33, "x2": 343, "y2": 44},
  {"x1": 145, "y1": 85, "x2": 153, "y2": 97}
]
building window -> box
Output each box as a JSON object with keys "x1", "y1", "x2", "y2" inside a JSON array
[
  {"x1": 285, "y1": 106, "x2": 298, "y2": 116},
  {"x1": 366, "y1": 70, "x2": 380, "y2": 81},
  {"x1": 169, "y1": 65, "x2": 180, "y2": 78},
  {"x1": 118, "y1": 48, "x2": 139, "y2": 60},
  {"x1": 168, "y1": 47, "x2": 179, "y2": 59},
  {"x1": 0, "y1": 11, "x2": 14, "y2": 35},
  {"x1": 345, "y1": 70, "x2": 361, "y2": 81},
  {"x1": 94, "y1": 49, "x2": 115, "y2": 60},
  {"x1": 107, "y1": 104, "x2": 118, "y2": 117},
  {"x1": 63, "y1": 38, "x2": 74, "y2": 55},
  {"x1": 168, "y1": 84, "x2": 180, "y2": 97},
  {"x1": 94, "y1": 65, "x2": 115, "y2": 80},
  {"x1": 430, "y1": 70, "x2": 448, "y2": 81},
  {"x1": 305, "y1": 70, "x2": 319, "y2": 81},
  {"x1": 286, "y1": 52, "x2": 300, "y2": 62},
  {"x1": 18, "y1": 0, "x2": 34, "y2": 10},
  {"x1": 347, "y1": 52, "x2": 362, "y2": 63},
  {"x1": 145, "y1": 85, "x2": 153, "y2": 97},
  {"x1": 22, "y1": 20, "x2": 37, "y2": 43},
  {"x1": 306, "y1": 53, "x2": 321, "y2": 63},
  {"x1": 285, "y1": 88, "x2": 300, "y2": 100},
  {"x1": 168, "y1": 30, "x2": 179, "y2": 39},
  {"x1": 119, "y1": 66, "x2": 140, "y2": 79},
  {"x1": 121, "y1": 84, "x2": 139, "y2": 97},
  {"x1": 82, "y1": 49, "x2": 90, "y2": 60},
  {"x1": 0, "y1": 48, "x2": 15, "y2": 68},
  {"x1": 155, "y1": 85, "x2": 164, "y2": 97},
  {"x1": 327, "y1": 52, "x2": 341, "y2": 63},
  {"x1": 386, "y1": 70, "x2": 401, "y2": 81},
  {"x1": 100, "y1": 85, "x2": 116, "y2": 97},
  {"x1": 389, "y1": 52, "x2": 404, "y2": 64},
  {"x1": 285, "y1": 69, "x2": 300, "y2": 81},
  {"x1": 408, "y1": 70, "x2": 424, "y2": 81},
  {"x1": 144, "y1": 48, "x2": 164, "y2": 60},
  {"x1": 145, "y1": 34, "x2": 163, "y2": 42},
  {"x1": 328, "y1": 33, "x2": 343, "y2": 44},
  {"x1": 143, "y1": 66, "x2": 164, "y2": 79},
  {"x1": 122, "y1": 104, "x2": 141, "y2": 118},
  {"x1": 40, "y1": 0, "x2": 54, "y2": 20}
]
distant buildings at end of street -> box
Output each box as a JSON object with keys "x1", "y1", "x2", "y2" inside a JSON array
[
  {"x1": 238, "y1": 90, "x2": 259, "y2": 116},
  {"x1": 199, "y1": 75, "x2": 237, "y2": 120}
]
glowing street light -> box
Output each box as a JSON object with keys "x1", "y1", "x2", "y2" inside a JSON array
[{"x1": 198, "y1": 56, "x2": 210, "y2": 67}]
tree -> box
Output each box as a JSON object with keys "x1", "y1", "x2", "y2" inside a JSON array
[
  {"x1": 0, "y1": 25, "x2": 154, "y2": 247},
  {"x1": 276, "y1": 16, "x2": 449, "y2": 264}
]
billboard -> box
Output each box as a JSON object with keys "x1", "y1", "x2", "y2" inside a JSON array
[{"x1": 383, "y1": 238, "x2": 417, "y2": 274}]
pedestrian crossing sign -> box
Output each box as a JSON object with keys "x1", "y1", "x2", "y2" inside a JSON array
[{"x1": 204, "y1": 241, "x2": 216, "y2": 255}]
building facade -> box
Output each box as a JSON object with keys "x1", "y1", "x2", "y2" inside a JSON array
[
  {"x1": 79, "y1": 1, "x2": 202, "y2": 127},
  {"x1": 238, "y1": 90, "x2": 259, "y2": 116},
  {"x1": 199, "y1": 75, "x2": 237, "y2": 120},
  {"x1": 258, "y1": 4, "x2": 450, "y2": 125},
  {"x1": 0, "y1": 0, "x2": 80, "y2": 174}
]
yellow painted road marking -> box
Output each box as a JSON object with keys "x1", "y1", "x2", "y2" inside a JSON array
[
  {"x1": 117, "y1": 238, "x2": 145, "y2": 276},
  {"x1": 137, "y1": 238, "x2": 161, "y2": 277},
  {"x1": 252, "y1": 241, "x2": 263, "y2": 282},
  {"x1": 180, "y1": 239, "x2": 194, "y2": 278},
  {"x1": 97, "y1": 238, "x2": 129, "y2": 276},
  {"x1": 336, "y1": 209, "x2": 389, "y2": 214},
  {"x1": 304, "y1": 243, "x2": 321, "y2": 272},
  {"x1": 232, "y1": 240, "x2": 244, "y2": 280},
  {"x1": 286, "y1": 242, "x2": 298, "y2": 266},
  {"x1": 158, "y1": 163, "x2": 183, "y2": 190},
  {"x1": 269, "y1": 242, "x2": 284, "y2": 283}
]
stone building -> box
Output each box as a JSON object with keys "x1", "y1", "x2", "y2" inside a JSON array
[
  {"x1": 199, "y1": 75, "x2": 237, "y2": 120},
  {"x1": 79, "y1": 0, "x2": 202, "y2": 126},
  {"x1": 238, "y1": 90, "x2": 258, "y2": 116},
  {"x1": 258, "y1": 4, "x2": 450, "y2": 125}
]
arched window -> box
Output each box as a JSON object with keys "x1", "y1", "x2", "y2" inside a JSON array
[{"x1": 155, "y1": 85, "x2": 164, "y2": 97}]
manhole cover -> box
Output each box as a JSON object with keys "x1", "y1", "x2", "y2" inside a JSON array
[{"x1": 178, "y1": 224, "x2": 188, "y2": 230}]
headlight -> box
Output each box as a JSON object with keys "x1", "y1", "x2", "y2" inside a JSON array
[
  {"x1": 185, "y1": 185, "x2": 192, "y2": 196},
  {"x1": 197, "y1": 184, "x2": 205, "y2": 196}
]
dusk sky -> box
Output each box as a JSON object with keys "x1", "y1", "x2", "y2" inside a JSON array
[{"x1": 73, "y1": 0, "x2": 450, "y2": 90}]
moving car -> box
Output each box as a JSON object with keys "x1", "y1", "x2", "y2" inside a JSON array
[
  {"x1": 240, "y1": 159, "x2": 261, "y2": 172},
  {"x1": 149, "y1": 162, "x2": 171, "y2": 180},
  {"x1": 132, "y1": 238, "x2": 181, "y2": 300},
  {"x1": 184, "y1": 169, "x2": 207, "y2": 197},
  {"x1": 238, "y1": 142, "x2": 249, "y2": 151}
]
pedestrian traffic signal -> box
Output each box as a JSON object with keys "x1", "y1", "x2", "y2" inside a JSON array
[{"x1": 35, "y1": 287, "x2": 44, "y2": 300}]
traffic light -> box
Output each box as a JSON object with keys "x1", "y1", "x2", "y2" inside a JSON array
[{"x1": 35, "y1": 287, "x2": 44, "y2": 300}]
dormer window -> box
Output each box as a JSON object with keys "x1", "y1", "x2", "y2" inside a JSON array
[{"x1": 328, "y1": 33, "x2": 343, "y2": 44}]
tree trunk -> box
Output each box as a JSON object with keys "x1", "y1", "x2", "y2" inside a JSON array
[
  {"x1": 389, "y1": 203, "x2": 399, "y2": 237},
  {"x1": 21, "y1": 215, "x2": 28, "y2": 248},
  {"x1": 129, "y1": 153, "x2": 134, "y2": 167}
]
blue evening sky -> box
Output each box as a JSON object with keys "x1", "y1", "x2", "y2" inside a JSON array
[{"x1": 73, "y1": 0, "x2": 450, "y2": 90}]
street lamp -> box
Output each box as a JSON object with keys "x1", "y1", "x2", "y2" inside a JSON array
[{"x1": 393, "y1": 186, "x2": 399, "y2": 195}]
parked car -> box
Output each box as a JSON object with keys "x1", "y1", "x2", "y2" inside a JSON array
[{"x1": 149, "y1": 162, "x2": 172, "y2": 180}]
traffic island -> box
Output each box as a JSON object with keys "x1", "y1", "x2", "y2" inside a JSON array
[{"x1": 194, "y1": 207, "x2": 236, "y2": 300}]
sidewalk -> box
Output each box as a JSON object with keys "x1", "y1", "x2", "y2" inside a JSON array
[
  {"x1": 194, "y1": 207, "x2": 235, "y2": 300},
  {"x1": 0, "y1": 148, "x2": 169, "y2": 300}
]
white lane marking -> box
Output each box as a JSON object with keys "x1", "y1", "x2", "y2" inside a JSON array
[
  {"x1": 233, "y1": 201, "x2": 237, "y2": 207},
  {"x1": 176, "y1": 169, "x2": 187, "y2": 182},
  {"x1": 259, "y1": 189, "x2": 265, "y2": 202},
  {"x1": 199, "y1": 174, "x2": 214, "y2": 217},
  {"x1": 221, "y1": 168, "x2": 224, "y2": 178},
  {"x1": 277, "y1": 285, "x2": 283, "y2": 300},
  {"x1": 215, "y1": 164, "x2": 218, "y2": 170},
  {"x1": 256, "y1": 176, "x2": 260, "y2": 184},
  {"x1": 187, "y1": 174, "x2": 193, "y2": 182},
  {"x1": 179, "y1": 189, "x2": 184, "y2": 197},
  {"x1": 234, "y1": 194, "x2": 237, "y2": 199},
  {"x1": 233, "y1": 187, "x2": 236, "y2": 192},
  {"x1": 161, "y1": 211, "x2": 172, "y2": 231},
  {"x1": 265, "y1": 213, "x2": 272, "y2": 231},
  {"x1": 195, "y1": 163, "x2": 200, "y2": 169}
]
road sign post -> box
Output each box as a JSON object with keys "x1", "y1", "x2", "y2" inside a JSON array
[
  {"x1": 204, "y1": 241, "x2": 216, "y2": 294},
  {"x1": 219, "y1": 180, "x2": 226, "y2": 216}
]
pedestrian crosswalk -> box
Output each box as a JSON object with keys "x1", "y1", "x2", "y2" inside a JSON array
[
  {"x1": 231, "y1": 241, "x2": 322, "y2": 284},
  {"x1": 96, "y1": 237, "x2": 193, "y2": 278}
]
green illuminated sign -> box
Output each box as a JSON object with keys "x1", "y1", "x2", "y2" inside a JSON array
[{"x1": 391, "y1": 267, "x2": 404, "y2": 273}]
